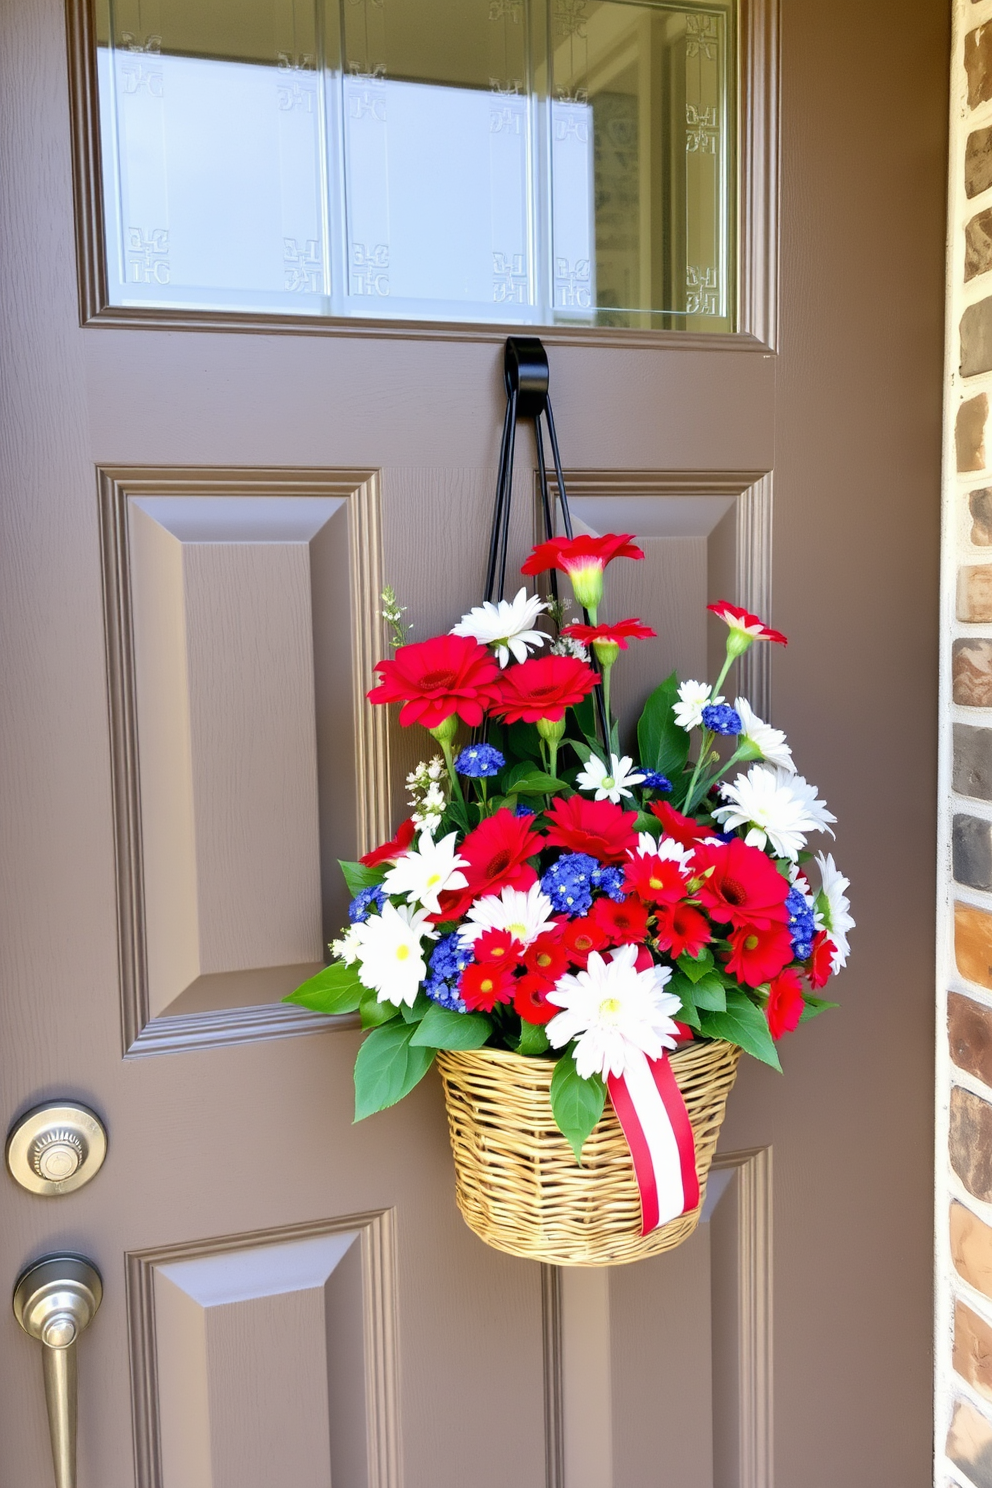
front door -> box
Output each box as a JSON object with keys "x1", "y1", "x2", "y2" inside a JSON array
[{"x1": 0, "y1": 0, "x2": 942, "y2": 1485}]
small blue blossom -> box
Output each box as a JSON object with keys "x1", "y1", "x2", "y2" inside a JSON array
[
  {"x1": 785, "y1": 885, "x2": 816, "y2": 961},
  {"x1": 455, "y1": 744, "x2": 505, "y2": 778},
  {"x1": 541, "y1": 852, "x2": 598, "y2": 916},
  {"x1": 430, "y1": 933, "x2": 473, "y2": 982},
  {"x1": 425, "y1": 977, "x2": 468, "y2": 1013},
  {"x1": 701, "y1": 703, "x2": 743, "y2": 736},
  {"x1": 592, "y1": 865, "x2": 626, "y2": 902},
  {"x1": 348, "y1": 885, "x2": 387, "y2": 923},
  {"x1": 639, "y1": 770, "x2": 673, "y2": 792},
  {"x1": 515, "y1": 804, "x2": 536, "y2": 817}
]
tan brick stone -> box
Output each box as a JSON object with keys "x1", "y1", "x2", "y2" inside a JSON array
[
  {"x1": 960, "y1": 566, "x2": 992, "y2": 621},
  {"x1": 954, "y1": 639, "x2": 992, "y2": 705},
  {"x1": 959, "y1": 396, "x2": 989, "y2": 473},
  {"x1": 950, "y1": 991, "x2": 992, "y2": 1082},
  {"x1": 952, "y1": 1201, "x2": 992, "y2": 1301},
  {"x1": 962, "y1": 301, "x2": 992, "y2": 377},
  {"x1": 968, "y1": 24, "x2": 992, "y2": 110},
  {"x1": 951, "y1": 1086, "x2": 992, "y2": 1202},
  {"x1": 948, "y1": 1398, "x2": 992, "y2": 1488},
  {"x1": 955, "y1": 1300, "x2": 992, "y2": 1402},
  {"x1": 957, "y1": 903, "x2": 992, "y2": 989},
  {"x1": 968, "y1": 210, "x2": 992, "y2": 282},
  {"x1": 967, "y1": 126, "x2": 992, "y2": 199}
]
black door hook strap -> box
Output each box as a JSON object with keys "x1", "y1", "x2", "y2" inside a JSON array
[{"x1": 486, "y1": 336, "x2": 609, "y2": 746}]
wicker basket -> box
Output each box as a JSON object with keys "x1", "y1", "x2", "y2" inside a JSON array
[{"x1": 436, "y1": 1039, "x2": 740, "y2": 1266}]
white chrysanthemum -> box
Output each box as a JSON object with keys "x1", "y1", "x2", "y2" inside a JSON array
[
  {"x1": 546, "y1": 944, "x2": 682, "y2": 1080},
  {"x1": 458, "y1": 882, "x2": 555, "y2": 950},
  {"x1": 382, "y1": 829, "x2": 468, "y2": 915},
  {"x1": 814, "y1": 852, "x2": 854, "y2": 971},
  {"x1": 330, "y1": 924, "x2": 362, "y2": 964},
  {"x1": 451, "y1": 587, "x2": 549, "y2": 667},
  {"x1": 713, "y1": 764, "x2": 836, "y2": 860},
  {"x1": 673, "y1": 680, "x2": 723, "y2": 732},
  {"x1": 733, "y1": 697, "x2": 795, "y2": 773},
  {"x1": 353, "y1": 901, "x2": 437, "y2": 1007},
  {"x1": 576, "y1": 751, "x2": 646, "y2": 803}
]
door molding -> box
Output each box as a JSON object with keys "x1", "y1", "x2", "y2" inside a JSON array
[{"x1": 97, "y1": 465, "x2": 389, "y2": 1056}]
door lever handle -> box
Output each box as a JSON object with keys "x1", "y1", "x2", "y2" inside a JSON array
[{"x1": 13, "y1": 1256, "x2": 102, "y2": 1488}]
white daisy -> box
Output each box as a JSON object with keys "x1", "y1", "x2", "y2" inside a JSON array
[
  {"x1": 813, "y1": 852, "x2": 855, "y2": 971},
  {"x1": 673, "y1": 680, "x2": 723, "y2": 732},
  {"x1": 734, "y1": 697, "x2": 795, "y2": 773},
  {"x1": 458, "y1": 882, "x2": 555, "y2": 950},
  {"x1": 330, "y1": 924, "x2": 362, "y2": 964},
  {"x1": 576, "y1": 751, "x2": 646, "y2": 803},
  {"x1": 546, "y1": 944, "x2": 682, "y2": 1080},
  {"x1": 353, "y1": 901, "x2": 437, "y2": 1007},
  {"x1": 382, "y1": 829, "x2": 468, "y2": 915},
  {"x1": 713, "y1": 764, "x2": 836, "y2": 860},
  {"x1": 450, "y1": 587, "x2": 549, "y2": 667}
]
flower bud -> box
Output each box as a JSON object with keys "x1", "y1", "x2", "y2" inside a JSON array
[
  {"x1": 428, "y1": 715, "x2": 459, "y2": 746},
  {"x1": 591, "y1": 637, "x2": 621, "y2": 669},
  {"x1": 536, "y1": 716, "x2": 566, "y2": 744}
]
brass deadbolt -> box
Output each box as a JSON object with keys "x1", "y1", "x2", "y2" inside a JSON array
[{"x1": 6, "y1": 1103, "x2": 107, "y2": 1196}]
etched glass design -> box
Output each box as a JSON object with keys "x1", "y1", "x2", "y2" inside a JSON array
[{"x1": 95, "y1": 0, "x2": 736, "y2": 329}]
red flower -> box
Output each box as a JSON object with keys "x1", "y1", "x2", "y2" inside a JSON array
[
  {"x1": 360, "y1": 817, "x2": 416, "y2": 867},
  {"x1": 492, "y1": 655, "x2": 599, "y2": 724},
  {"x1": 623, "y1": 853, "x2": 687, "y2": 906},
  {"x1": 438, "y1": 808, "x2": 542, "y2": 918},
  {"x1": 654, "y1": 903, "x2": 712, "y2": 959},
  {"x1": 523, "y1": 930, "x2": 568, "y2": 982},
  {"x1": 707, "y1": 601, "x2": 787, "y2": 646},
  {"x1": 460, "y1": 960, "x2": 516, "y2": 1012},
  {"x1": 562, "y1": 618, "x2": 656, "y2": 649},
  {"x1": 806, "y1": 931, "x2": 836, "y2": 990},
  {"x1": 590, "y1": 895, "x2": 650, "y2": 945},
  {"x1": 724, "y1": 922, "x2": 794, "y2": 988},
  {"x1": 522, "y1": 534, "x2": 645, "y2": 610},
  {"x1": 691, "y1": 838, "x2": 789, "y2": 929},
  {"x1": 514, "y1": 974, "x2": 558, "y2": 1025},
  {"x1": 766, "y1": 967, "x2": 805, "y2": 1040},
  {"x1": 650, "y1": 801, "x2": 713, "y2": 848},
  {"x1": 543, "y1": 796, "x2": 638, "y2": 863},
  {"x1": 475, "y1": 928, "x2": 522, "y2": 967},
  {"x1": 560, "y1": 915, "x2": 610, "y2": 967},
  {"x1": 367, "y1": 634, "x2": 502, "y2": 729}
]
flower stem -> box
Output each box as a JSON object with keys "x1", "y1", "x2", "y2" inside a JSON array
[
  {"x1": 438, "y1": 737, "x2": 465, "y2": 809},
  {"x1": 681, "y1": 729, "x2": 714, "y2": 814}
]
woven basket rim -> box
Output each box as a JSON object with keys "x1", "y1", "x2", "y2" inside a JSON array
[{"x1": 437, "y1": 1036, "x2": 734, "y2": 1072}]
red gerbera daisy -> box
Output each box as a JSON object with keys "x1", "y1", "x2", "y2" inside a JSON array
[
  {"x1": 806, "y1": 930, "x2": 836, "y2": 990},
  {"x1": 491, "y1": 655, "x2": 599, "y2": 725},
  {"x1": 766, "y1": 966, "x2": 805, "y2": 1040},
  {"x1": 360, "y1": 817, "x2": 416, "y2": 867},
  {"x1": 522, "y1": 534, "x2": 644, "y2": 610},
  {"x1": 560, "y1": 915, "x2": 610, "y2": 967},
  {"x1": 707, "y1": 600, "x2": 787, "y2": 647},
  {"x1": 691, "y1": 838, "x2": 789, "y2": 929},
  {"x1": 474, "y1": 928, "x2": 522, "y2": 967},
  {"x1": 523, "y1": 929, "x2": 568, "y2": 982},
  {"x1": 724, "y1": 922, "x2": 794, "y2": 988},
  {"x1": 543, "y1": 795, "x2": 638, "y2": 863},
  {"x1": 460, "y1": 960, "x2": 516, "y2": 1012},
  {"x1": 437, "y1": 807, "x2": 542, "y2": 918},
  {"x1": 654, "y1": 903, "x2": 712, "y2": 959},
  {"x1": 623, "y1": 853, "x2": 687, "y2": 906},
  {"x1": 562, "y1": 618, "x2": 656, "y2": 649},
  {"x1": 514, "y1": 973, "x2": 558, "y2": 1025},
  {"x1": 590, "y1": 895, "x2": 650, "y2": 945},
  {"x1": 367, "y1": 634, "x2": 502, "y2": 729},
  {"x1": 649, "y1": 801, "x2": 714, "y2": 848}
]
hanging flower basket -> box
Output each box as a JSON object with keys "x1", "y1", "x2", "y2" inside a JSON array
[{"x1": 437, "y1": 1039, "x2": 740, "y2": 1265}]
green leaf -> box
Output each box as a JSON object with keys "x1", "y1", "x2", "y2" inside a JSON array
[
  {"x1": 508, "y1": 771, "x2": 569, "y2": 795},
  {"x1": 550, "y1": 1053, "x2": 607, "y2": 1161},
  {"x1": 699, "y1": 990, "x2": 782, "y2": 1071},
  {"x1": 570, "y1": 695, "x2": 602, "y2": 749},
  {"x1": 507, "y1": 720, "x2": 543, "y2": 762},
  {"x1": 517, "y1": 1021, "x2": 551, "y2": 1056},
  {"x1": 677, "y1": 946, "x2": 715, "y2": 983},
  {"x1": 800, "y1": 994, "x2": 839, "y2": 1023},
  {"x1": 636, "y1": 672, "x2": 691, "y2": 782},
  {"x1": 354, "y1": 1022, "x2": 435, "y2": 1121},
  {"x1": 691, "y1": 973, "x2": 727, "y2": 1011},
  {"x1": 669, "y1": 973, "x2": 701, "y2": 1028},
  {"x1": 400, "y1": 992, "x2": 431, "y2": 1024},
  {"x1": 339, "y1": 859, "x2": 386, "y2": 897},
  {"x1": 410, "y1": 1003, "x2": 493, "y2": 1049},
  {"x1": 567, "y1": 736, "x2": 595, "y2": 765},
  {"x1": 284, "y1": 961, "x2": 363, "y2": 1015},
  {"x1": 634, "y1": 811, "x2": 661, "y2": 836},
  {"x1": 359, "y1": 988, "x2": 399, "y2": 1029}
]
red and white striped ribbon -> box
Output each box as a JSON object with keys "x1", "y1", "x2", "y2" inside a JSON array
[{"x1": 607, "y1": 1049, "x2": 699, "y2": 1235}]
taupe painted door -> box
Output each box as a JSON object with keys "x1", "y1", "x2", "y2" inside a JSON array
[{"x1": 0, "y1": 0, "x2": 945, "y2": 1485}]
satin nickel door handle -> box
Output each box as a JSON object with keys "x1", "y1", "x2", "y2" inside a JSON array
[{"x1": 13, "y1": 1256, "x2": 102, "y2": 1488}]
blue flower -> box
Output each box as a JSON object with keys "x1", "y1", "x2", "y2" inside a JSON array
[
  {"x1": 430, "y1": 933, "x2": 473, "y2": 982},
  {"x1": 592, "y1": 865, "x2": 626, "y2": 902},
  {"x1": 639, "y1": 770, "x2": 672, "y2": 792},
  {"x1": 348, "y1": 885, "x2": 386, "y2": 923},
  {"x1": 785, "y1": 885, "x2": 815, "y2": 961},
  {"x1": 425, "y1": 976, "x2": 468, "y2": 1013},
  {"x1": 541, "y1": 852, "x2": 598, "y2": 916},
  {"x1": 455, "y1": 744, "x2": 505, "y2": 778},
  {"x1": 515, "y1": 804, "x2": 536, "y2": 817},
  {"x1": 701, "y1": 703, "x2": 743, "y2": 736}
]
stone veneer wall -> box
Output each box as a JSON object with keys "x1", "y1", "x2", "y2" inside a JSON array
[{"x1": 939, "y1": 8, "x2": 992, "y2": 1485}]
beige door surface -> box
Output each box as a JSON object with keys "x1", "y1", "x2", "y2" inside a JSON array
[{"x1": 0, "y1": 0, "x2": 947, "y2": 1485}]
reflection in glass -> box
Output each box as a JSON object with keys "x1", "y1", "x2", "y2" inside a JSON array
[{"x1": 95, "y1": 0, "x2": 736, "y2": 329}]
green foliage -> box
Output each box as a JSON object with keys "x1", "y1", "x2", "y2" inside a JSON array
[
  {"x1": 503, "y1": 763, "x2": 569, "y2": 795},
  {"x1": 800, "y1": 994, "x2": 838, "y2": 1023},
  {"x1": 410, "y1": 1004, "x2": 493, "y2": 1049},
  {"x1": 517, "y1": 1021, "x2": 551, "y2": 1056},
  {"x1": 359, "y1": 988, "x2": 399, "y2": 1029},
  {"x1": 400, "y1": 992, "x2": 431, "y2": 1024},
  {"x1": 353, "y1": 1022, "x2": 435, "y2": 1121},
  {"x1": 689, "y1": 973, "x2": 727, "y2": 1011},
  {"x1": 570, "y1": 695, "x2": 602, "y2": 750},
  {"x1": 636, "y1": 672, "x2": 691, "y2": 784},
  {"x1": 339, "y1": 860, "x2": 386, "y2": 897},
  {"x1": 699, "y1": 990, "x2": 782, "y2": 1071},
  {"x1": 634, "y1": 811, "x2": 661, "y2": 836},
  {"x1": 284, "y1": 961, "x2": 363, "y2": 1016},
  {"x1": 668, "y1": 972, "x2": 701, "y2": 1027},
  {"x1": 676, "y1": 946, "x2": 715, "y2": 983},
  {"x1": 550, "y1": 1052, "x2": 607, "y2": 1161}
]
